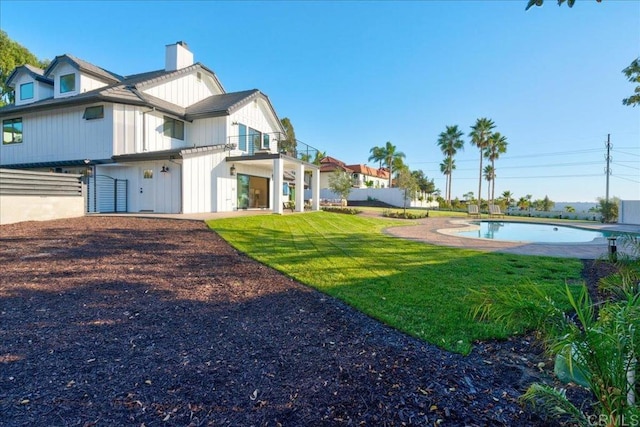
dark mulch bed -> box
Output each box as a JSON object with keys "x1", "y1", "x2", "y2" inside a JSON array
[{"x1": 0, "y1": 217, "x2": 612, "y2": 426}]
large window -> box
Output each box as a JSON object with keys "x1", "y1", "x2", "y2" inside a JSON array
[
  {"x1": 163, "y1": 116, "x2": 184, "y2": 140},
  {"x1": 20, "y1": 82, "x2": 34, "y2": 100},
  {"x1": 60, "y1": 73, "x2": 76, "y2": 93},
  {"x1": 236, "y1": 124, "x2": 268, "y2": 153},
  {"x1": 83, "y1": 105, "x2": 104, "y2": 120},
  {"x1": 238, "y1": 124, "x2": 247, "y2": 151},
  {"x1": 3, "y1": 118, "x2": 23, "y2": 144}
]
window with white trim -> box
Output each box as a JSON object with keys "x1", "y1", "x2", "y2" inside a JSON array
[
  {"x1": 20, "y1": 82, "x2": 34, "y2": 100},
  {"x1": 60, "y1": 73, "x2": 76, "y2": 93}
]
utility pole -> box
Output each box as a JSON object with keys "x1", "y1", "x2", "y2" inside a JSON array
[{"x1": 605, "y1": 134, "x2": 612, "y2": 204}]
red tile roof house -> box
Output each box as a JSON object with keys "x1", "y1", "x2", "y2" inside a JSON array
[
  {"x1": 318, "y1": 156, "x2": 389, "y2": 189},
  {"x1": 0, "y1": 42, "x2": 321, "y2": 215},
  {"x1": 316, "y1": 156, "x2": 438, "y2": 209}
]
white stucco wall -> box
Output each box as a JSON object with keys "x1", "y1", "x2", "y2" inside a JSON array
[
  {"x1": 620, "y1": 200, "x2": 640, "y2": 225},
  {"x1": 0, "y1": 195, "x2": 85, "y2": 225}
]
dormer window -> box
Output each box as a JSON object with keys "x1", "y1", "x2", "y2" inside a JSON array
[
  {"x1": 60, "y1": 73, "x2": 76, "y2": 93},
  {"x1": 20, "y1": 83, "x2": 34, "y2": 100}
]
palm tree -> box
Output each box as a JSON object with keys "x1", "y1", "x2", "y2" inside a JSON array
[
  {"x1": 483, "y1": 165, "x2": 495, "y2": 203},
  {"x1": 502, "y1": 190, "x2": 513, "y2": 209},
  {"x1": 436, "y1": 125, "x2": 465, "y2": 204},
  {"x1": 469, "y1": 118, "x2": 496, "y2": 210},
  {"x1": 439, "y1": 158, "x2": 456, "y2": 205},
  {"x1": 484, "y1": 132, "x2": 508, "y2": 204},
  {"x1": 517, "y1": 196, "x2": 528, "y2": 211},
  {"x1": 380, "y1": 141, "x2": 405, "y2": 188},
  {"x1": 313, "y1": 150, "x2": 326, "y2": 165},
  {"x1": 368, "y1": 146, "x2": 385, "y2": 169}
]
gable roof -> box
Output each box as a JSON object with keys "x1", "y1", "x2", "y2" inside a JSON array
[
  {"x1": 45, "y1": 54, "x2": 123, "y2": 83},
  {"x1": 0, "y1": 55, "x2": 280, "y2": 131},
  {"x1": 186, "y1": 89, "x2": 260, "y2": 120},
  {"x1": 319, "y1": 156, "x2": 353, "y2": 173},
  {"x1": 6, "y1": 64, "x2": 54, "y2": 88},
  {"x1": 0, "y1": 64, "x2": 222, "y2": 118}
]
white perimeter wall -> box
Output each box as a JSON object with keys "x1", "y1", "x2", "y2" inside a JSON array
[
  {"x1": 308, "y1": 188, "x2": 438, "y2": 208},
  {"x1": 0, "y1": 195, "x2": 84, "y2": 225},
  {"x1": 620, "y1": 200, "x2": 640, "y2": 225}
]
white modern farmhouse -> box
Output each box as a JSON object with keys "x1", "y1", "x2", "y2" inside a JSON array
[{"x1": 0, "y1": 42, "x2": 321, "y2": 214}]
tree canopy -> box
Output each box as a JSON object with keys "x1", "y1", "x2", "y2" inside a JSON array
[
  {"x1": 0, "y1": 31, "x2": 49, "y2": 106},
  {"x1": 622, "y1": 58, "x2": 640, "y2": 107},
  {"x1": 279, "y1": 117, "x2": 297, "y2": 155},
  {"x1": 328, "y1": 169, "x2": 353, "y2": 201},
  {"x1": 526, "y1": 0, "x2": 602, "y2": 10}
]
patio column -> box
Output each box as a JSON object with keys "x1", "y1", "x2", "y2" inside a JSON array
[
  {"x1": 295, "y1": 163, "x2": 305, "y2": 212},
  {"x1": 311, "y1": 167, "x2": 320, "y2": 211},
  {"x1": 273, "y1": 157, "x2": 284, "y2": 214}
]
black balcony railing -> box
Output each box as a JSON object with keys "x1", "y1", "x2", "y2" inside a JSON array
[{"x1": 227, "y1": 132, "x2": 322, "y2": 164}]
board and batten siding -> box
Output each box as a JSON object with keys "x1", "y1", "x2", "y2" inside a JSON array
[
  {"x1": 0, "y1": 104, "x2": 114, "y2": 165},
  {"x1": 142, "y1": 72, "x2": 222, "y2": 108},
  {"x1": 95, "y1": 162, "x2": 181, "y2": 213},
  {"x1": 182, "y1": 150, "x2": 239, "y2": 213},
  {"x1": 0, "y1": 168, "x2": 84, "y2": 225},
  {"x1": 112, "y1": 104, "x2": 141, "y2": 155},
  {"x1": 189, "y1": 117, "x2": 227, "y2": 147}
]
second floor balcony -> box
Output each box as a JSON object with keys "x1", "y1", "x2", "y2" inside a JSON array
[{"x1": 227, "y1": 132, "x2": 323, "y2": 165}]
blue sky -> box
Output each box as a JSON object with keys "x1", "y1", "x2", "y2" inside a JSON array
[{"x1": 2, "y1": 0, "x2": 639, "y2": 203}]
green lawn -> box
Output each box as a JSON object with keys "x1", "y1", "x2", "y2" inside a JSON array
[{"x1": 206, "y1": 212, "x2": 584, "y2": 354}]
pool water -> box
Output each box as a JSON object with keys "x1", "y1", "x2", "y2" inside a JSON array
[{"x1": 457, "y1": 221, "x2": 614, "y2": 243}]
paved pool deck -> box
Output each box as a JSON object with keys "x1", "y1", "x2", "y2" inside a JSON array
[{"x1": 383, "y1": 217, "x2": 640, "y2": 259}]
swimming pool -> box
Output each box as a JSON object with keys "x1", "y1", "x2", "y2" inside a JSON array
[{"x1": 457, "y1": 221, "x2": 617, "y2": 243}]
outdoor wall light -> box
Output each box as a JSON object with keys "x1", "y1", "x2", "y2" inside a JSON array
[
  {"x1": 161, "y1": 165, "x2": 169, "y2": 173},
  {"x1": 231, "y1": 121, "x2": 239, "y2": 126},
  {"x1": 230, "y1": 164, "x2": 237, "y2": 176}
]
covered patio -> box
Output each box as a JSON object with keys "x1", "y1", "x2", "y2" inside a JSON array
[{"x1": 226, "y1": 152, "x2": 320, "y2": 214}]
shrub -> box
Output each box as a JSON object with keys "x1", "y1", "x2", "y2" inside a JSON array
[
  {"x1": 321, "y1": 207, "x2": 362, "y2": 215},
  {"x1": 382, "y1": 209, "x2": 429, "y2": 219}
]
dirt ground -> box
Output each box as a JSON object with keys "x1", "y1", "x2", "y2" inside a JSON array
[{"x1": 0, "y1": 216, "x2": 607, "y2": 426}]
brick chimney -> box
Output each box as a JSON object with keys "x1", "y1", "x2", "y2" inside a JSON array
[{"x1": 165, "y1": 41, "x2": 193, "y2": 71}]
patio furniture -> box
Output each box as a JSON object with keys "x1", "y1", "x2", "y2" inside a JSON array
[
  {"x1": 467, "y1": 204, "x2": 480, "y2": 218},
  {"x1": 489, "y1": 205, "x2": 504, "y2": 218}
]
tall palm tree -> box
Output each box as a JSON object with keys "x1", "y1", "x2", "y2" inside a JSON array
[
  {"x1": 469, "y1": 118, "x2": 495, "y2": 209},
  {"x1": 436, "y1": 125, "x2": 464, "y2": 204},
  {"x1": 484, "y1": 132, "x2": 508, "y2": 204},
  {"x1": 439, "y1": 158, "x2": 456, "y2": 205},
  {"x1": 368, "y1": 146, "x2": 385, "y2": 169},
  {"x1": 380, "y1": 141, "x2": 405, "y2": 188}
]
